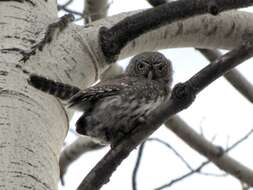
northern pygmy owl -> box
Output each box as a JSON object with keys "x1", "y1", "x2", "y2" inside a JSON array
[{"x1": 28, "y1": 52, "x2": 173, "y2": 146}]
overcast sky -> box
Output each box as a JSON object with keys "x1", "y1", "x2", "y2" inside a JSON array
[{"x1": 58, "y1": 1, "x2": 253, "y2": 189}]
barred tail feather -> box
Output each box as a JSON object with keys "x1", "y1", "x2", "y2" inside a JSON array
[{"x1": 28, "y1": 74, "x2": 80, "y2": 100}]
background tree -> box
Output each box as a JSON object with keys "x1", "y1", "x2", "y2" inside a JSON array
[{"x1": 0, "y1": 0, "x2": 253, "y2": 190}]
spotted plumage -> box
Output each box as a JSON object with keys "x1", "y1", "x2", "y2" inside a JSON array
[{"x1": 28, "y1": 52, "x2": 173, "y2": 146}]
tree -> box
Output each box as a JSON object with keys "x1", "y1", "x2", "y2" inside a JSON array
[{"x1": 0, "y1": 0, "x2": 253, "y2": 189}]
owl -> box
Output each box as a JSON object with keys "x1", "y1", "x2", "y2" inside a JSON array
[{"x1": 28, "y1": 52, "x2": 173, "y2": 146}]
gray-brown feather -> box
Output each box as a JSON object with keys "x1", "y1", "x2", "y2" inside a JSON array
[{"x1": 74, "y1": 52, "x2": 173, "y2": 145}]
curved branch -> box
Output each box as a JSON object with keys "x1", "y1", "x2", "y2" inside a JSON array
[
  {"x1": 76, "y1": 36, "x2": 253, "y2": 190},
  {"x1": 59, "y1": 137, "x2": 105, "y2": 185},
  {"x1": 98, "y1": 0, "x2": 253, "y2": 62}
]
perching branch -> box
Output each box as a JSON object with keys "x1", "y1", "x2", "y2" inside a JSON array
[
  {"x1": 76, "y1": 34, "x2": 253, "y2": 190},
  {"x1": 99, "y1": 0, "x2": 253, "y2": 62},
  {"x1": 197, "y1": 48, "x2": 253, "y2": 103},
  {"x1": 146, "y1": 0, "x2": 169, "y2": 7}
]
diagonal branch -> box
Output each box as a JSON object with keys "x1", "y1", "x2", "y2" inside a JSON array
[
  {"x1": 99, "y1": 0, "x2": 253, "y2": 62},
  {"x1": 76, "y1": 36, "x2": 253, "y2": 190},
  {"x1": 196, "y1": 48, "x2": 253, "y2": 103}
]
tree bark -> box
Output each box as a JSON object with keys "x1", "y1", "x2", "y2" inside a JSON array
[{"x1": 1, "y1": 1, "x2": 253, "y2": 189}]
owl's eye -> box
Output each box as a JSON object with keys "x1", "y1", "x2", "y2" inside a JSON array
[
  {"x1": 137, "y1": 62, "x2": 145, "y2": 70},
  {"x1": 158, "y1": 65, "x2": 163, "y2": 71}
]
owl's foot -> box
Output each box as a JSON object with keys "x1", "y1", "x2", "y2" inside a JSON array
[{"x1": 109, "y1": 129, "x2": 130, "y2": 148}]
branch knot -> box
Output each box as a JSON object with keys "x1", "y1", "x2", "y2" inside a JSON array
[{"x1": 171, "y1": 82, "x2": 196, "y2": 110}]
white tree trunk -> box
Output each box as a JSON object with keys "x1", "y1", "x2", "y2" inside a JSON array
[
  {"x1": 1, "y1": 0, "x2": 253, "y2": 189},
  {"x1": 0, "y1": 0, "x2": 102, "y2": 189}
]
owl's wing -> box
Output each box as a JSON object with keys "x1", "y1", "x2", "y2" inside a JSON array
[{"x1": 67, "y1": 85, "x2": 122, "y2": 110}]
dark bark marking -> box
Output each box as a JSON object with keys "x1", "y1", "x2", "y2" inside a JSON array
[
  {"x1": 4, "y1": 15, "x2": 30, "y2": 23},
  {"x1": 4, "y1": 35, "x2": 36, "y2": 44},
  {"x1": 224, "y1": 21, "x2": 236, "y2": 38},
  {"x1": 0, "y1": 0, "x2": 35, "y2": 6},
  {"x1": 174, "y1": 22, "x2": 183, "y2": 36},
  {"x1": 205, "y1": 25, "x2": 218, "y2": 36}
]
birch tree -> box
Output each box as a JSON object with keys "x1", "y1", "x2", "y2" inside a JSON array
[{"x1": 1, "y1": 0, "x2": 253, "y2": 190}]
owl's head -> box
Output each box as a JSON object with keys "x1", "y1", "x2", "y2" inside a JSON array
[{"x1": 126, "y1": 52, "x2": 173, "y2": 86}]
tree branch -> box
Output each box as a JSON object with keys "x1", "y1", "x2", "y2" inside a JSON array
[
  {"x1": 76, "y1": 35, "x2": 253, "y2": 190},
  {"x1": 99, "y1": 0, "x2": 253, "y2": 62},
  {"x1": 132, "y1": 142, "x2": 145, "y2": 190},
  {"x1": 59, "y1": 137, "x2": 105, "y2": 185},
  {"x1": 196, "y1": 48, "x2": 253, "y2": 103},
  {"x1": 165, "y1": 115, "x2": 253, "y2": 187},
  {"x1": 84, "y1": 0, "x2": 110, "y2": 23}
]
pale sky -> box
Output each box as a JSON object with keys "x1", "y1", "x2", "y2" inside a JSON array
[{"x1": 58, "y1": 1, "x2": 253, "y2": 190}]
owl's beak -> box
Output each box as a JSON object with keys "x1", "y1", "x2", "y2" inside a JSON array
[{"x1": 148, "y1": 71, "x2": 153, "y2": 80}]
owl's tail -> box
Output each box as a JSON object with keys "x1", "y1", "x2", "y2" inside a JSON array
[{"x1": 28, "y1": 74, "x2": 81, "y2": 101}]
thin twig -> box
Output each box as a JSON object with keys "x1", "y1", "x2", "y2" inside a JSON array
[
  {"x1": 155, "y1": 161, "x2": 210, "y2": 190},
  {"x1": 58, "y1": 0, "x2": 74, "y2": 10},
  {"x1": 132, "y1": 143, "x2": 145, "y2": 190},
  {"x1": 156, "y1": 125, "x2": 253, "y2": 189},
  {"x1": 165, "y1": 115, "x2": 253, "y2": 188},
  {"x1": 132, "y1": 137, "x2": 226, "y2": 190},
  {"x1": 147, "y1": 138, "x2": 193, "y2": 170}
]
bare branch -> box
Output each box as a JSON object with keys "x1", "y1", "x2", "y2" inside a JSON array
[
  {"x1": 197, "y1": 48, "x2": 253, "y2": 103},
  {"x1": 155, "y1": 160, "x2": 210, "y2": 190},
  {"x1": 165, "y1": 115, "x2": 253, "y2": 187},
  {"x1": 99, "y1": 0, "x2": 253, "y2": 62},
  {"x1": 132, "y1": 142, "x2": 145, "y2": 190},
  {"x1": 84, "y1": 0, "x2": 111, "y2": 23},
  {"x1": 146, "y1": 0, "x2": 169, "y2": 7},
  {"x1": 58, "y1": 0, "x2": 74, "y2": 10},
  {"x1": 76, "y1": 35, "x2": 253, "y2": 190},
  {"x1": 156, "y1": 120, "x2": 253, "y2": 189},
  {"x1": 59, "y1": 137, "x2": 105, "y2": 185},
  {"x1": 132, "y1": 137, "x2": 226, "y2": 190},
  {"x1": 132, "y1": 138, "x2": 193, "y2": 190},
  {"x1": 59, "y1": 7, "x2": 84, "y2": 17},
  {"x1": 147, "y1": 138, "x2": 193, "y2": 170}
]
